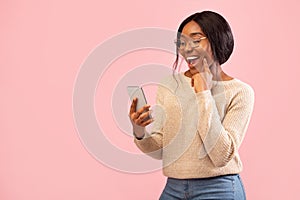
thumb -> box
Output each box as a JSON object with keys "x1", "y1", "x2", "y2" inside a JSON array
[
  {"x1": 203, "y1": 58, "x2": 211, "y2": 73},
  {"x1": 203, "y1": 58, "x2": 208, "y2": 68}
]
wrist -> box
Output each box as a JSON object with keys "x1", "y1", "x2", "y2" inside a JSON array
[
  {"x1": 133, "y1": 131, "x2": 144, "y2": 140},
  {"x1": 132, "y1": 125, "x2": 145, "y2": 139},
  {"x1": 195, "y1": 85, "x2": 208, "y2": 93}
]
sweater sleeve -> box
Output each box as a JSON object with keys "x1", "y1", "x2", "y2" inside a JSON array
[
  {"x1": 196, "y1": 84, "x2": 255, "y2": 167},
  {"x1": 133, "y1": 85, "x2": 166, "y2": 160}
]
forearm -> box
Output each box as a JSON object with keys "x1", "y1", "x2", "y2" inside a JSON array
[
  {"x1": 196, "y1": 88, "x2": 254, "y2": 167},
  {"x1": 196, "y1": 91, "x2": 231, "y2": 166},
  {"x1": 134, "y1": 131, "x2": 163, "y2": 160}
]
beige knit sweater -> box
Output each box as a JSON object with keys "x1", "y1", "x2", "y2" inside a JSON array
[{"x1": 134, "y1": 72, "x2": 255, "y2": 179}]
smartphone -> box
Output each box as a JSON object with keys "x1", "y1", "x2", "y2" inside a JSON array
[{"x1": 127, "y1": 86, "x2": 152, "y2": 120}]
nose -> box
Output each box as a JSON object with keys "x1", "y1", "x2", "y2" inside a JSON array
[{"x1": 183, "y1": 41, "x2": 193, "y2": 53}]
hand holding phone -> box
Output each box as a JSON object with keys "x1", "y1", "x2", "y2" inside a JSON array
[{"x1": 127, "y1": 86, "x2": 153, "y2": 128}]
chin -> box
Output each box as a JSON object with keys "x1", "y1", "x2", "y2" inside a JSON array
[
  {"x1": 189, "y1": 67, "x2": 198, "y2": 72},
  {"x1": 189, "y1": 67, "x2": 198, "y2": 73}
]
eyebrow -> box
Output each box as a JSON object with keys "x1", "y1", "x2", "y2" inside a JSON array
[
  {"x1": 190, "y1": 32, "x2": 205, "y2": 37},
  {"x1": 180, "y1": 32, "x2": 205, "y2": 38}
]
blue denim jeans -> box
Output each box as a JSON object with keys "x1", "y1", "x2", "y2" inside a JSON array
[{"x1": 159, "y1": 174, "x2": 246, "y2": 200}]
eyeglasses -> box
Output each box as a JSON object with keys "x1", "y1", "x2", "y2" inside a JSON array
[{"x1": 174, "y1": 36, "x2": 207, "y2": 50}]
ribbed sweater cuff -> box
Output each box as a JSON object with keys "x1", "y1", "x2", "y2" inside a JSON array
[{"x1": 195, "y1": 90, "x2": 212, "y2": 99}]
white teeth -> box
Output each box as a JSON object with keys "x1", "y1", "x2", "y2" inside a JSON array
[{"x1": 187, "y1": 56, "x2": 198, "y2": 61}]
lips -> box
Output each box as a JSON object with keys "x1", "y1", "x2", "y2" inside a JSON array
[{"x1": 186, "y1": 56, "x2": 199, "y2": 66}]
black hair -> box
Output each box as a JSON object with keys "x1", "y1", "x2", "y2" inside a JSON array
[{"x1": 173, "y1": 11, "x2": 234, "y2": 70}]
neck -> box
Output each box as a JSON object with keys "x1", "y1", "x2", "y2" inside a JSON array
[{"x1": 209, "y1": 63, "x2": 223, "y2": 81}]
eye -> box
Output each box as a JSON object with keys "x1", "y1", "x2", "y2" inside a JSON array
[
  {"x1": 193, "y1": 40, "x2": 201, "y2": 44},
  {"x1": 178, "y1": 40, "x2": 186, "y2": 47}
]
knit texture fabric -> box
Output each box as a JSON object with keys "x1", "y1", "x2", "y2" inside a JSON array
[{"x1": 134, "y1": 72, "x2": 255, "y2": 179}]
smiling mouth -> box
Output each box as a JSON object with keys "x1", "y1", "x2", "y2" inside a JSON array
[{"x1": 186, "y1": 56, "x2": 199, "y2": 65}]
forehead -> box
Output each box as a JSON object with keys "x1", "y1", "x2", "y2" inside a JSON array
[{"x1": 181, "y1": 20, "x2": 204, "y2": 37}]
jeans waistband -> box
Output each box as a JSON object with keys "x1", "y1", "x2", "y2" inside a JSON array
[{"x1": 167, "y1": 174, "x2": 239, "y2": 182}]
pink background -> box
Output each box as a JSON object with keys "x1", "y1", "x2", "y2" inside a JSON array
[{"x1": 1, "y1": 0, "x2": 300, "y2": 199}]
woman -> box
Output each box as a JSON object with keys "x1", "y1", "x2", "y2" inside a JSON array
[{"x1": 129, "y1": 11, "x2": 254, "y2": 200}]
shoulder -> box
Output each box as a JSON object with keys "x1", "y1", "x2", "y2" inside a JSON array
[
  {"x1": 157, "y1": 73, "x2": 186, "y2": 92},
  {"x1": 233, "y1": 79, "x2": 255, "y2": 98},
  {"x1": 226, "y1": 79, "x2": 255, "y2": 107}
]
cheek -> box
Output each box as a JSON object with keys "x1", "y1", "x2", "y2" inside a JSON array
[
  {"x1": 178, "y1": 50, "x2": 185, "y2": 57},
  {"x1": 199, "y1": 42, "x2": 210, "y2": 53},
  {"x1": 199, "y1": 43, "x2": 214, "y2": 59}
]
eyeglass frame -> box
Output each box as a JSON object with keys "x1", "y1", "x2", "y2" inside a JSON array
[{"x1": 174, "y1": 36, "x2": 207, "y2": 50}]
